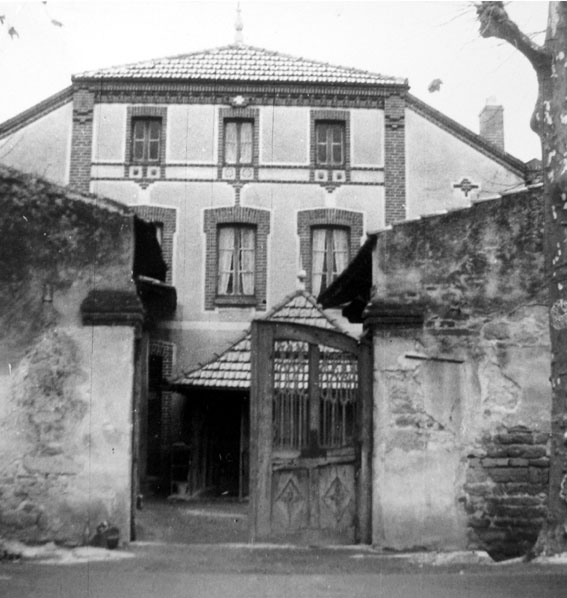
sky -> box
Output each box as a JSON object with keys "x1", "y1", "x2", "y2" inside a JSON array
[{"x1": 0, "y1": 0, "x2": 550, "y2": 161}]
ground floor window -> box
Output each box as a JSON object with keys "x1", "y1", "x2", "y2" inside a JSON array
[
  {"x1": 311, "y1": 227, "x2": 350, "y2": 296},
  {"x1": 217, "y1": 225, "x2": 256, "y2": 297}
]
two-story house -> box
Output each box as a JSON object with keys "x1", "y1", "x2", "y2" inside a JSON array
[{"x1": 0, "y1": 40, "x2": 529, "y2": 500}]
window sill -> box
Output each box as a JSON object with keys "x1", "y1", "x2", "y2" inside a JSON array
[{"x1": 215, "y1": 295, "x2": 257, "y2": 308}]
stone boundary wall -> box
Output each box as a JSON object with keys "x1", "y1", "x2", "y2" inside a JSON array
[
  {"x1": 368, "y1": 185, "x2": 550, "y2": 557},
  {"x1": 0, "y1": 166, "x2": 138, "y2": 545}
]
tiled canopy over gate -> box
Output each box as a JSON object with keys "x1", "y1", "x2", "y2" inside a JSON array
[{"x1": 173, "y1": 290, "x2": 354, "y2": 390}]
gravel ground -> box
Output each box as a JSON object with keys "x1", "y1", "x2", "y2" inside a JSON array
[{"x1": 134, "y1": 497, "x2": 248, "y2": 544}]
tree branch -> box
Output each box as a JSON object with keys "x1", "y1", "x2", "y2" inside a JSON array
[{"x1": 476, "y1": 2, "x2": 552, "y2": 73}]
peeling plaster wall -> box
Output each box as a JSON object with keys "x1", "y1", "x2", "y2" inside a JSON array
[
  {"x1": 373, "y1": 336, "x2": 470, "y2": 550},
  {"x1": 0, "y1": 167, "x2": 137, "y2": 544},
  {"x1": 370, "y1": 187, "x2": 551, "y2": 559}
]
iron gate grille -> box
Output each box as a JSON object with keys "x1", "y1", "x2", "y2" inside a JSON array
[
  {"x1": 319, "y1": 348, "x2": 357, "y2": 448},
  {"x1": 272, "y1": 340, "x2": 358, "y2": 450}
]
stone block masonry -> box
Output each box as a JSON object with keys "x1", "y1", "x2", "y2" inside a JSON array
[{"x1": 465, "y1": 426, "x2": 550, "y2": 560}]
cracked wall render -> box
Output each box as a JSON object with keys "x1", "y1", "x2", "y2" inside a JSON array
[
  {"x1": 370, "y1": 187, "x2": 550, "y2": 558},
  {"x1": 0, "y1": 167, "x2": 137, "y2": 544}
]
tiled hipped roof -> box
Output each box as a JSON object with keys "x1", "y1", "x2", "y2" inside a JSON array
[
  {"x1": 173, "y1": 290, "x2": 353, "y2": 390},
  {"x1": 73, "y1": 44, "x2": 406, "y2": 86}
]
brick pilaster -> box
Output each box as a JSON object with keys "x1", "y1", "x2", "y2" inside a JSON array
[
  {"x1": 69, "y1": 86, "x2": 95, "y2": 193},
  {"x1": 384, "y1": 93, "x2": 406, "y2": 225}
]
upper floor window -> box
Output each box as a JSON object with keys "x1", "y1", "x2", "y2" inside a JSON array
[
  {"x1": 132, "y1": 117, "x2": 161, "y2": 163},
  {"x1": 224, "y1": 120, "x2": 253, "y2": 165},
  {"x1": 217, "y1": 225, "x2": 256, "y2": 297},
  {"x1": 312, "y1": 227, "x2": 349, "y2": 296},
  {"x1": 315, "y1": 121, "x2": 345, "y2": 167}
]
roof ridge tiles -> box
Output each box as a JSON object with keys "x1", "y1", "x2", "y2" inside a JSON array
[{"x1": 73, "y1": 43, "x2": 407, "y2": 86}]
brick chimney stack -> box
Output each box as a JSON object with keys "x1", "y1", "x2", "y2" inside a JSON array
[{"x1": 479, "y1": 97, "x2": 504, "y2": 152}]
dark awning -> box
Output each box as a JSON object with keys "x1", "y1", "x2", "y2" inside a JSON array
[
  {"x1": 318, "y1": 235, "x2": 375, "y2": 323},
  {"x1": 133, "y1": 216, "x2": 167, "y2": 282}
]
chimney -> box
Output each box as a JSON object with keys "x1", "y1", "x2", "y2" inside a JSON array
[{"x1": 479, "y1": 97, "x2": 504, "y2": 152}]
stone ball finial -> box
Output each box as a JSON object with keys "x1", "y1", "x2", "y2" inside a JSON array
[{"x1": 297, "y1": 269, "x2": 307, "y2": 290}]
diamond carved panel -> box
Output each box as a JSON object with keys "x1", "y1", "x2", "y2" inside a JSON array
[
  {"x1": 276, "y1": 478, "x2": 302, "y2": 523},
  {"x1": 272, "y1": 471, "x2": 308, "y2": 531},
  {"x1": 323, "y1": 476, "x2": 352, "y2": 522}
]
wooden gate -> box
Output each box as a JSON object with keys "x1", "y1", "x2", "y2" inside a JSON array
[{"x1": 249, "y1": 321, "x2": 372, "y2": 544}]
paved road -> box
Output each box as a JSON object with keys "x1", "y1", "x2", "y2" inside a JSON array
[{"x1": 2, "y1": 543, "x2": 567, "y2": 598}]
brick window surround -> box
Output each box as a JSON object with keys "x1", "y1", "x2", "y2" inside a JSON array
[
  {"x1": 310, "y1": 110, "x2": 351, "y2": 174},
  {"x1": 132, "y1": 205, "x2": 177, "y2": 285},
  {"x1": 125, "y1": 106, "x2": 167, "y2": 178},
  {"x1": 204, "y1": 206, "x2": 270, "y2": 311},
  {"x1": 297, "y1": 209, "x2": 363, "y2": 295}
]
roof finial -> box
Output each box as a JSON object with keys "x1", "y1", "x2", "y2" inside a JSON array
[
  {"x1": 297, "y1": 269, "x2": 307, "y2": 291},
  {"x1": 234, "y1": 2, "x2": 244, "y2": 46}
]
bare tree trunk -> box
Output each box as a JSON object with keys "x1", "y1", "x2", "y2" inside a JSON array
[{"x1": 477, "y1": 1, "x2": 567, "y2": 554}]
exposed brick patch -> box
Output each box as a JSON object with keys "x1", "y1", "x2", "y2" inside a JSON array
[
  {"x1": 69, "y1": 87, "x2": 95, "y2": 193},
  {"x1": 203, "y1": 206, "x2": 271, "y2": 311},
  {"x1": 297, "y1": 209, "x2": 364, "y2": 295},
  {"x1": 464, "y1": 426, "x2": 550, "y2": 560},
  {"x1": 384, "y1": 93, "x2": 406, "y2": 224},
  {"x1": 132, "y1": 205, "x2": 177, "y2": 284}
]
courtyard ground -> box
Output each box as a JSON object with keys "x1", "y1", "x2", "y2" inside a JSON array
[
  {"x1": 2, "y1": 499, "x2": 567, "y2": 598},
  {"x1": 2, "y1": 541, "x2": 567, "y2": 598},
  {"x1": 134, "y1": 496, "x2": 248, "y2": 544}
]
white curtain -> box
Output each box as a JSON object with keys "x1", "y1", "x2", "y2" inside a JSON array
[
  {"x1": 239, "y1": 227, "x2": 255, "y2": 295},
  {"x1": 311, "y1": 228, "x2": 327, "y2": 295},
  {"x1": 225, "y1": 122, "x2": 237, "y2": 164},
  {"x1": 240, "y1": 122, "x2": 253, "y2": 163},
  {"x1": 217, "y1": 227, "x2": 235, "y2": 294},
  {"x1": 332, "y1": 229, "x2": 349, "y2": 277}
]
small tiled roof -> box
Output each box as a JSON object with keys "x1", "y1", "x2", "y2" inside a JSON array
[
  {"x1": 73, "y1": 44, "x2": 406, "y2": 86},
  {"x1": 173, "y1": 290, "x2": 354, "y2": 390}
]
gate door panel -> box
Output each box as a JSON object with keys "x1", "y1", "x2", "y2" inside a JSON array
[{"x1": 250, "y1": 321, "x2": 371, "y2": 545}]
